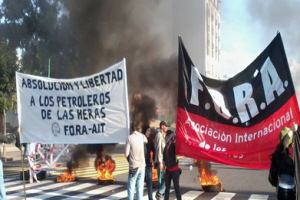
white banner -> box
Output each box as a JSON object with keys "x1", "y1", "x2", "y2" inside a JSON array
[{"x1": 16, "y1": 59, "x2": 130, "y2": 144}]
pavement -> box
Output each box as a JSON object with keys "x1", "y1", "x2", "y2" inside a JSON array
[
  {"x1": 2, "y1": 143, "x2": 127, "y2": 180},
  {"x1": 2, "y1": 143, "x2": 278, "y2": 199},
  {"x1": 1, "y1": 143, "x2": 126, "y2": 162}
]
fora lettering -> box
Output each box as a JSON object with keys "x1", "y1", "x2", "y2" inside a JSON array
[
  {"x1": 233, "y1": 58, "x2": 284, "y2": 123},
  {"x1": 189, "y1": 58, "x2": 285, "y2": 123}
]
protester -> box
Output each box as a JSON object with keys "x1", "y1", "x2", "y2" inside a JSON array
[
  {"x1": 154, "y1": 121, "x2": 168, "y2": 200},
  {"x1": 22, "y1": 143, "x2": 28, "y2": 159},
  {"x1": 163, "y1": 130, "x2": 182, "y2": 200},
  {"x1": 14, "y1": 128, "x2": 21, "y2": 150},
  {"x1": 143, "y1": 124, "x2": 155, "y2": 200},
  {"x1": 273, "y1": 124, "x2": 298, "y2": 200},
  {"x1": 124, "y1": 122, "x2": 148, "y2": 200},
  {"x1": 0, "y1": 130, "x2": 19, "y2": 199}
]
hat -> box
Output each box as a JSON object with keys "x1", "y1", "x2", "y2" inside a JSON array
[
  {"x1": 279, "y1": 127, "x2": 293, "y2": 149},
  {"x1": 159, "y1": 120, "x2": 169, "y2": 127},
  {"x1": 166, "y1": 133, "x2": 175, "y2": 144}
]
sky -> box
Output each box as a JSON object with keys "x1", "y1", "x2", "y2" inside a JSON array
[{"x1": 220, "y1": 0, "x2": 300, "y2": 103}]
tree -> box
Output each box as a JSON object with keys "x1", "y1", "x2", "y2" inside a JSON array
[
  {"x1": 0, "y1": 0, "x2": 62, "y2": 77},
  {"x1": 0, "y1": 41, "x2": 19, "y2": 112},
  {"x1": 0, "y1": 41, "x2": 19, "y2": 157}
]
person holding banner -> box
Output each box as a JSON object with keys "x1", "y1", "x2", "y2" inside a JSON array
[
  {"x1": 0, "y1": 131, "x2": 19, "y2": 199},
  {"x1": 124, "y1": 123, "x2": 148, "y2": 200},
  {"x1": 154, "y1": 121, "x2": 168, "y2": 200},
  {"x1": 273, "y1": 124, "x2": 298, "y2": 200},
  {"x1": 163, "y1": 130, "x2": 182, "y2": 200}
]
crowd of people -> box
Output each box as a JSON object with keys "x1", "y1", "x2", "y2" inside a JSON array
[
  {"x1": 125, "y1": 120, "x2": 300, "y2": 200},
  {"x1": 124, "y1": 120, "x2": 182, "y2": 200},
  {"x1": 2, "y1": 121, "x2": 297, "y2": 200}
]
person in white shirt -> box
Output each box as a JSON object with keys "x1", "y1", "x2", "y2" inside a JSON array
[{"x1": 124, "y1": 122, "x2": 148, "y2": 200}]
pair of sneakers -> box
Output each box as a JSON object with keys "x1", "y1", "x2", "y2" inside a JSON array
[{"x1": 155, "y1": 193, "x2": 164, "y2": 200}]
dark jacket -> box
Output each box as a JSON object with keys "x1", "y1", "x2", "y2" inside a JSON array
[
  {"x1": 274, "y1": 143, "x2": 294, "y2": 177},
  {"x1": 163, "y1": 142, "x2": 178, "y2": 169},
  {"x1": 145, "y1": 137, "x2": 155, "y2": 167}
]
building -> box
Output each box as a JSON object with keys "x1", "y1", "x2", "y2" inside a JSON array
[
  {"x1": 161, "y1": 0, "x2": 221, "y2": 79},
  {"x1": 0, "y1": 110, "x2": 18, "y2": 134}
]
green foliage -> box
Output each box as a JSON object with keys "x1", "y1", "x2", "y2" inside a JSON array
[
  {"x1": 0, "y1": 41, "x2": 19, "y2": 112},
  {"x1": 0, "y1": 0, "x2": 61, "y2": 77}
]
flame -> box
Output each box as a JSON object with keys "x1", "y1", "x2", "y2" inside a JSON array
[
  {"x1": 151, "y1": 151, "x2": 158, "y2": 182},
  {"x1": 195, "y1": 160, "x2": 223, "y2": 191},
  {"x1": 56, "y1": 170, "x2": 76, "y2": 182},
  {"x1": 95, "y1": 153, "x2": 116, "y2": 181},
  {"x1": 56, "y1": 162, "x2": 76, "y2": 182}
]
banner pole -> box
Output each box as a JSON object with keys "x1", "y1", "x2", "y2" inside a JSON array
[
  {"x1": 47, "y1": 59, "x2": 54, "y2": 167},
  {"x1": 21, "y1": 145, "x2": 27, "y2": 199},
  {"x1": 48, "y1": 58, "x2": 51, "y2": 78}
]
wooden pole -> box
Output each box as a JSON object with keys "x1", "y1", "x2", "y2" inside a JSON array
[{"x1": 20, "y1": 145, "x2": 27, "y2": 199}]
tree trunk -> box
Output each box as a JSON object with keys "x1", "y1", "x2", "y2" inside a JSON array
[{"x1": 2, "y1": 110, "x2": 6, "y2": 158}]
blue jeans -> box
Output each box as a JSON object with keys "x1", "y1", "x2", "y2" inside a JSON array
[
  {"x1": 145, "y1": 166, "x2": 153, "y2": 200},
  {"x1": 155, "y1": 163, "x2": 165, "y2": 196},
  {"x1": 0, "y1": 160, "x2": 6, "y2": 199},
  {"x1": 127, "y1": 167, "x2": 145, "y2": 200}
]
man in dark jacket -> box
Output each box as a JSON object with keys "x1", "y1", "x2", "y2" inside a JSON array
[
  {"x1": 0, "y1": 131, "x2": 19, "y2": 199},
  {"x1": 142, "y1": 125, "x2": 155, "y2": 200}
]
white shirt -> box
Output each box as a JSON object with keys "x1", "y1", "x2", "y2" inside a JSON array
[{"x1": 124, "y1": 131, "x2": 147, "y2": 169}]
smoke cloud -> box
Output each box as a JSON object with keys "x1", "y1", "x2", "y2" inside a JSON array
[
  {"x1": 57, "y1": 0, "x2": 178, "y2": 167},
  {"x1": 59, "y1": 0, "x2": 178, "y2": 119}
]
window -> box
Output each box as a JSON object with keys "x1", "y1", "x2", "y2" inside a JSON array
[
  {"x1": 207, "y1": 36, "x2": 210, "y2": 55},
  {"x1": 207, "y1": 3, "x2": 210, "y2": 16},
  {"x1": 207, "y1": 46, "x2": 210, "y2": 55}
]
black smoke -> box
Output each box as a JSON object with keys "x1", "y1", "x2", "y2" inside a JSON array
[
  {"x1": 58, "y1": 0, "x2": 178, "y2": 116},
  {"x1": 58, "y1": 0, "x2": 178, "y2": 168}
]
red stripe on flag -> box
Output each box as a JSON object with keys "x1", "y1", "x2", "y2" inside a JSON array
[{"x1": 175, "y1": 95, "x2": 300, "y2": 169}]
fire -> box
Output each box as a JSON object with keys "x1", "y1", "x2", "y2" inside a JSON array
[
  {"x1": 151, "y1": 151, "x2": 158, "y2": 182},
  {"x1": 56, "y1": 170, "x2": 76, "y2": 182},
  {"x1": 56, "y1": 162, "x2": 76, "y2": 182},
  {"x1": 195, "y1": 160, "x2": 223, "y2": 191},
  {"x1": 95, "y1": 151, "x2": 116, "y2": 182}
]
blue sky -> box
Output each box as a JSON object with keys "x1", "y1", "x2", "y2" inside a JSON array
[
  {"x1": 220, "y1": 1, "x2": 260, "y2": 78},
  {"x1": 220, "y1": 1, "x2": 300, "y2": 76},
  {"x1": 220, "y1": 0, "x2": 300, "y2": 101}
]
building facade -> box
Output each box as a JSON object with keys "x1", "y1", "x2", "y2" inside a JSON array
[
  {"x1": 206, "y1": 0, "x2": 221, "y2": 79},
  {"x1": 162, "y1": 0, "x2": 221, "y2": 79}
]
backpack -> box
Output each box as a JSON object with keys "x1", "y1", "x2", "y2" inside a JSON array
[{"x1": 268, "y1": 152, "x2": 278, "y2": 187}]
